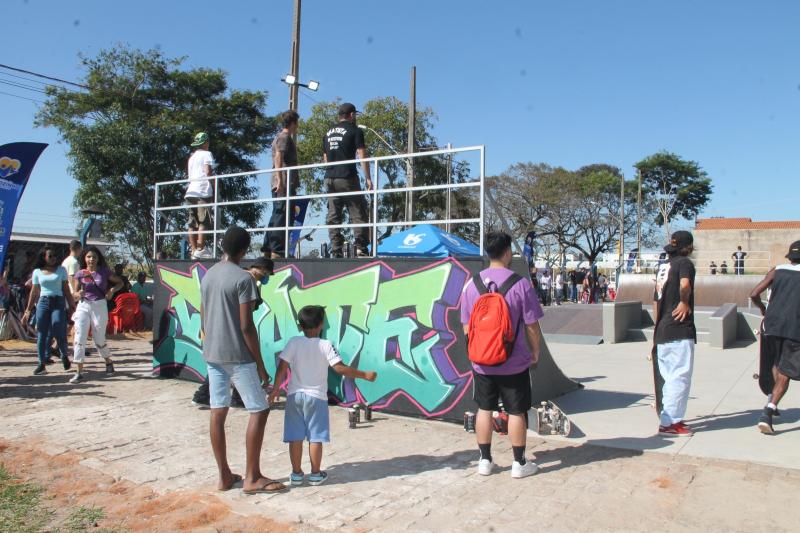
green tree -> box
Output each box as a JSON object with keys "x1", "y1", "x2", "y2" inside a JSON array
[
  {"x1": 35, "y1": 46, "x2": 276, "y2": 265},
  {"x1": 634, "y1": 151, "x2": 713, "y2": 237},
  {"x1": 295, "y1": 96, "x2": 478, "y2": 243}
]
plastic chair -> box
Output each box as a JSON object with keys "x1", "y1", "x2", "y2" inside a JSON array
[{"x1": 107, "y1": 293, "x2": 145, "y2": 334}]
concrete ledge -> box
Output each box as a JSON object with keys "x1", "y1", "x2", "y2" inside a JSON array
[
  {"x1": 709, "y1": 303, "x2": 738, "y2": 349},
  {"x1": 603, "y1": 301, "x2": 643, "y2": 344}
]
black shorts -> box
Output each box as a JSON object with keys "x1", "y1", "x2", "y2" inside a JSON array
[
  {"x1": 767, "y1": 335, "x2": 800, "y2": 380},
  {"x1": 186, "y1": 196, "x2": 213, "y2": 229},
  {"x1": 472, "y1": 369, "x2": 532, "y2": 415}
]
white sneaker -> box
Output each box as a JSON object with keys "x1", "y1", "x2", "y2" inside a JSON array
[
  {"x1": 511, "y1": 460, "x2": 539, "y2": 479},
  {"x1": 477, "y1": 458, "x2": 495, "y2": 476},
  {"x1": 194, "y1": 247, "x2": 213, "y2": 259},
  {"x1": 69, "y1": 373, "x2": 84, "y2": 384}
]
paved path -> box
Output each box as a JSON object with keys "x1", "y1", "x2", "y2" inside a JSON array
[
  {"x1": 550, "y1": 340, "x2": 800, "y2": 469},
  {"x1": 0, "y1": 338, "x2": 797, "y2": 532}
]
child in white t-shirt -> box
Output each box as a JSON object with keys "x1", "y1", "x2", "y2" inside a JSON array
[{"x1": 269, "y1": 305, "x2": 377, "y2": 486}]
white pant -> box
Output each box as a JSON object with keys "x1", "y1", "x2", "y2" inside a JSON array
[
  {"x1": 656, "y1": 339, "x2": 694, "y2": 426},
  {"x1": 72, "y1": 299, "x2": 111, "y2": 363}
]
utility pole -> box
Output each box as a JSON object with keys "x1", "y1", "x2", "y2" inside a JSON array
[
  {"x1": 288, "y1": 0, "x2": 302, "y2": 112},
  {"x1": 636, "y1": 169, "x2": 642, "y2": 271},
  {"x1": 406, "y1": 66, "x2": 416, "y2": 224},
  {"x1": 619, "y1": 172, "x2": 625, "y2": 271},
  {"x1": 445, "y1": 142, "x2": 452, "y2": 232}
]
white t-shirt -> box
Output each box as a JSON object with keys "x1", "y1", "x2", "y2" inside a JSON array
[
  {"x1": 279, "y1": 336, "x2": 343, "y2": 401},
  {"x1": 185, "y1": 149, "x2": 215, "y2": 198},
  {"x1": 61, "y1": 255, "x2": 80, "y2": 293},
  {"x1": 555, "y1": 274, "x2": 563, "y2": 289}
]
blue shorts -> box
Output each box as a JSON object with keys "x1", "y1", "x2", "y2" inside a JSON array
[
  {"x1": 206, "y1": 362, "x2": 269, "y2": 413},
  {"x1": 283, "y1": 392, "x2": 330, "y2": 443}
]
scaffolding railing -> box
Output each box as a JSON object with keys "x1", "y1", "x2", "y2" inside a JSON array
[{"x1": 153, "y1": 145, "x2": 485, "y2": 259}]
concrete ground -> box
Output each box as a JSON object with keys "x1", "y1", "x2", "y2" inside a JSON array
[
  {"x1": 549, "y1": 339, "x2": 800, "y2": 469},
  {"x1": 0, "y1": 336, "x2": 798, "y2": 532}
]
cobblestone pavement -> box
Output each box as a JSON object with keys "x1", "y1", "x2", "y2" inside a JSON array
[{"x1": 0, "y1": 338, "x2": 796, "y2": 532}]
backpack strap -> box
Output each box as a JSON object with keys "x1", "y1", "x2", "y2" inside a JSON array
[
  {"x1": 497, "y1": 273, "x2": 523, "y2": 296},
  {"x1": 472, "y1": 273, "x2": 488, "y2": 295}
]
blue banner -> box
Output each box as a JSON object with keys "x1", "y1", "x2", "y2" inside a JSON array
[
  {"x1": 287, "y1": 199, "x2": 309, "y2": 257},
  {"x1": 0, "y1": 142, "x2": 48, "y2": 273}
]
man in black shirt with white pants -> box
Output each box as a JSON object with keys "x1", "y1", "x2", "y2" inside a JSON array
[
  {"x1": 323, "y1": 103, "x2": 372, "y2": 258},
  {"x1": 653, "y1": 230, "x2": 697, "y2": 437}
]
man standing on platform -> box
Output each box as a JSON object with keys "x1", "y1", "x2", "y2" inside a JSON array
[
  {"x1": 263, "y1": 110, "x2": 299, "y2": 259},
  {"x1": 653, "y1": 230, "x2": 697, "y2": 437},
  {"x1": 185, "y1": 132, "x2": 215, "y2": 259},
  {"x1": 323, "y1": 103, "x2": 372, "y2": 258},
  {"x1": 750, "y1": 241, "x2": 800, "y2": 434}
]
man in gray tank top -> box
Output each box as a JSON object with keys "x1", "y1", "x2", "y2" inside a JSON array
[{"x1": 750, "y1": 240, "x2": 800, "y2": 434}]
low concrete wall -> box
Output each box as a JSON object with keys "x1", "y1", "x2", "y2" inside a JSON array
[
  {"x1": 709, "y1": 303, "x2": 738, "y2": 349},
  {"x1": 603, "y1": 301, "x2": 643, "y2": 344}
]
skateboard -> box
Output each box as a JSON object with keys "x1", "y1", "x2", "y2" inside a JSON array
[
  {"x1": 533, "y1": 400, "x2": 571, "y2": 436},
  {"x1": 650, "y1": 344, "x2": 665, "y2": 415},
  {"x1": 755, "y1": 322, "x2": 775, "y2": 396}
]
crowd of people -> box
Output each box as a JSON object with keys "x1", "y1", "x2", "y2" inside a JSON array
[
  {"x1": 184, "y1": 103, "x2": 372, "y2": 260},
  {"x1": 529, "y1": 266, "x2": 611, "y2": 306},
  {"x1": 1, "y1": 240, "x2": 154, "y2": 381}
]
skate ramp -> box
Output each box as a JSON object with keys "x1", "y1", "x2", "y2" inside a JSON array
[
  {"x1": 616, "y1": 273, "x2": 764, "y2": 307},
  {"x1": 153, "y1": 256, "x2": 581, "y2": 422},
  {"x1": 539, "y1": 305, "x2": 604, "y2": 345}
]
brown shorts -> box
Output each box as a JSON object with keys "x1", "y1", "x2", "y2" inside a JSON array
[{"x1": 186, "y1": 197, "x2": 213, "y2": 229}]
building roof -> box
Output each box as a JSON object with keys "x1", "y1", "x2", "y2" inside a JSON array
[
  {"x1": 10, "y1": 232, "x2": 112, "y2": 246},
  {"x1": 695, "y1": 217, "x2": 800, "y2": 231}
]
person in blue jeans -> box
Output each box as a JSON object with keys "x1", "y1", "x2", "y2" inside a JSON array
[
  {"x1": 269, "y1": 305, "x2": 377, "y2": 486},
  {"x1": 22, "y1": 245, "x2": 75, "y2": 375}
]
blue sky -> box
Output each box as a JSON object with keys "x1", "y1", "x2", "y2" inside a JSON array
[{"x1": 3, "y1": 0, "x2": 799, "y2": 236}]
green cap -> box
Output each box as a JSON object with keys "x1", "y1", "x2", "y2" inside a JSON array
[{"x1": 191, "y1": 132, "x2": 209, "y2": 147}]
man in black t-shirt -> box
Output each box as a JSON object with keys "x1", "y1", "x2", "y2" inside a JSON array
[
  {"x1": 653, "y1": 230, "x2": 696, "y2": 437},
  {"x1": 323, "y1": 103, "x2": 372, "y2": 257},
  {"x1": 750, "y1": 241, "x2": 800, "y2": 434},
  {"x1": 732, "y1": 246, "x2": 747, "y2": 275}
]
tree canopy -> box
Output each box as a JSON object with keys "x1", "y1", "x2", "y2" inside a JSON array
[
  {"x1": 634, "y1": 151, "x2": 713, "y2": 236},
  {"x1": 36, "y1": 46, "x2": 276, "y2": 265}
]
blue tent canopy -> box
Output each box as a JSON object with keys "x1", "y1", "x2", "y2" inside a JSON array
[{"x1": 377, "y1": 224, "x2": 481, "y2": 257}]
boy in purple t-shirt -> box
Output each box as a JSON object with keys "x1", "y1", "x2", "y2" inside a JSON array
[{"x1": 460, "y1": 231, "x2": 544, "y2": 479}]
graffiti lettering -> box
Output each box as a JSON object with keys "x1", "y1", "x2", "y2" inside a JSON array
[{"x1": 154, "y1": 259, "x2": 472, "y2": 417}]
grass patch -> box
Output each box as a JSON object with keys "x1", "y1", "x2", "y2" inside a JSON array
[
  {"x1": 0, "y1": 464, "x2": 124, "y2": 532},
  {"x1": 0, "y1": 464, "x2": 52, "y2": 533}
]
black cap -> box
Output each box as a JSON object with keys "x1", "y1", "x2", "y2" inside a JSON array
[
  {"x1": 338, "y1": 102, "x2": 358, "y2": 116},
  {"x1": 664, "y1": 230, "x2": 694, "y2": 253},
  {"x1": 787, "y1": 240, "x2": 800, "y2": 261},
  {"x1": 250, "y1": 256, "x2": 274, "y2": 274}
]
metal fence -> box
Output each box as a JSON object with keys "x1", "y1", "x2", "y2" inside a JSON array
[{"x1": 153, "y1": 145, "x2": 485, "y2": 259}]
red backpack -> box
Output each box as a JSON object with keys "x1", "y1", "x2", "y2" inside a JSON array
[{"x1": 467, "y1": 273, "x2": 522, "y2": 366}]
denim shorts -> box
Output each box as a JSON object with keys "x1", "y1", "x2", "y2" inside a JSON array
[
  {"x1": 206, "y1": 362, "x2": 269, "y2": 413},
  {"x1": 283, "y1": 392, "x2": 330, "y2": 443}
]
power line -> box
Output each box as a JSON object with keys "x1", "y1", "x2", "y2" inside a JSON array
[
  {"x1": 0, "y1": 63, "x2": 88, "y2": 90},
  {"x1": 0, "y1": 78, "x2": 49, "y2": 94},
  {"x1": 0, "y1": 90, "x2": 44, "y2": 104},
  {"x1": 0, "y1": 70, "x2": 54, "y2": 87}
]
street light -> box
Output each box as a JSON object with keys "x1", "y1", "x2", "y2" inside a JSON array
[{"x1": 282, "y1": 74, "x2": 319, "y2": 91}]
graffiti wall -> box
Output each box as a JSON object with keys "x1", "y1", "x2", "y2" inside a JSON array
[{"x1": 153, "y1": 257, "x2": 579, "y2": 422}]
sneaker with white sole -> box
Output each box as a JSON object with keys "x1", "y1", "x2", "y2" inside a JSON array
[
  {"x1": 511, "y1": 460, "x2": 539, "y2": 479},
  {"x1": 289, "y1": 471, "x2": 304, "y2": 486},
  {"x1": 194, "y1": 247, "x2": 213, "y2": 259},
  {"x1": 477, "y1": 458, "x2": 495, "y2": 476},
  {"x1": 69, "y1": 373, "x2": 84, "y2": 384},
  {"x1": 307, "y1": 471, "x2": 328, "y2": 486}
]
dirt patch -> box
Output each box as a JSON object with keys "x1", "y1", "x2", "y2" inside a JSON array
[{"x1": 0, "y1": 439, "x2": 293, "y2": 532}]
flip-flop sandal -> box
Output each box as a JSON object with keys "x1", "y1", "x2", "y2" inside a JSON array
[
  {"x1": 218, "y1": 473, "x2": 242, "y2": 492},
  {"x1": 243, "y1": 480, "x2": 288, "y2": 494}
]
